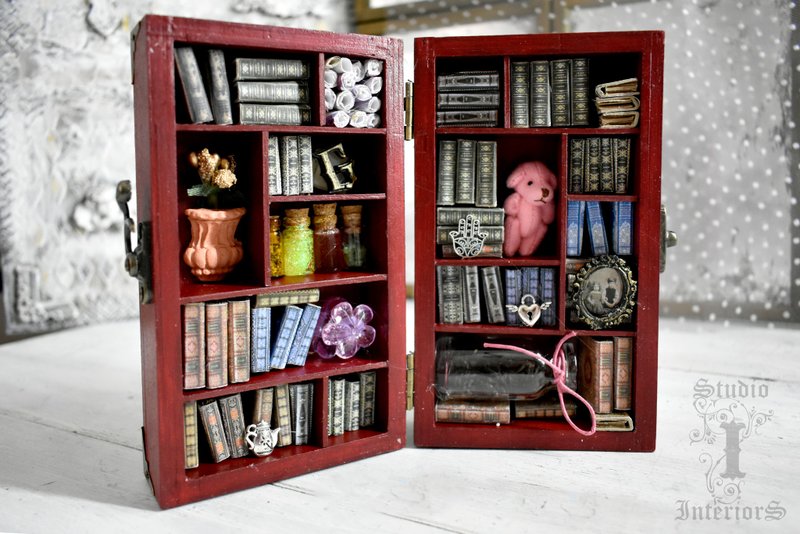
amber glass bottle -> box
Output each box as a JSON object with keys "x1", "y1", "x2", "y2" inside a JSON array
[{"x1": 269, "y1": 215, "x2": 284, "y2": 277}]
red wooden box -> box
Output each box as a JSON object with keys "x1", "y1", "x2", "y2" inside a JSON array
[
  {"x1": 132, "y1": 15, "x2": 406, "y2": 508},
  {"x1": 131, "y1": 15, "x2": 664, "y2": 508},
  {"x1": 413, "y1": 32, "x2": 664, "y2": 451}
]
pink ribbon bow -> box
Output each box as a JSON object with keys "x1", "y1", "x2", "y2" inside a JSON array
[{"x1": 484, "y1": 331, "x2": 596, "y2": 436}]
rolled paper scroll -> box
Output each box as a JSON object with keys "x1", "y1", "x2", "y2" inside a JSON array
[
  {"x1": 365, "y1": 59, "x2": 383, "y2": 77},
  {"x1": 334, "y1": 89, "x2": 355, "y2": 111},
  {"x1": 365, "y1": 76, "x2": 383, "y2": 95},
  {"x1": 349, "y1": 110, "x2": 369, "y2": 128},
  {"x1": 337, "y1": 71, "x2": 356, "y2": 91},
  {"x1": 354, "y1": 96, "x2": 381, "y2": 113},
  {"x1": 324, "y1": 88, "x2": 336, "y2": 111},
  {"x1": 351, "y1": 60, "x2": 365, "y2": 82},
  {"x1": 325, "y1": 56, "x2": 353, "y2": 74},
  {"x1": 323, "y1": 69, "x2": 338, "y2": 89},
  {"x1": 367, "y1": 113, "x2": 381, "y2": 128},
  {"x1": 326, "y1": 111, "x2": 351, "y2": 128},
  {"x1": 351, "y1": 84, "x2": 372, "y2": 102}
]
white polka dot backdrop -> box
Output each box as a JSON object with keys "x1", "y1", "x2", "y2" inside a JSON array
[{"x1": 570, "y1": 0, "x2": 796, "y2": 323}]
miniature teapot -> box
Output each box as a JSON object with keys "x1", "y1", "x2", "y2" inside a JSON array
[{"x1": 245, "y1": 421, "x2": 280, "y2": 457}]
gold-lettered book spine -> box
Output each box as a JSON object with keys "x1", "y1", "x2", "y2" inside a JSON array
[{"x1": 184, "y1": 401, "x2": 199, "y2": 469}]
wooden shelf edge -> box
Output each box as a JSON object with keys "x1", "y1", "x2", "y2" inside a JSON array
[
  {"x1": 185, "y1": 428, "x2": 397, "y2": 481},
  {"x1": 566, "y1": 194, "x2": 638, "y2": 202},
  {"x1": 435, "y1": 324, "x2": 563, "y2": 336},
  {"x1": 434, "y1": 257, "x2": 561, "y2": 267},
  {"x1": 176, "y1": 124, "x2": 387, "y2": 135},
  {"x1": 434, "y1": 324, "x2": 637, "y2": 337},
  {"x1": 179, "y1": 272, "x2": 388, "y2": 303},
  {"x1": 435, "y1": 127, "x2": 640, "y2": 136},
  {"x1": 271, "y1": 193, "x2": 386, "y2": 203},
  {"x1": 183, "y1": 358, "x2": 389, "y2": 402}
]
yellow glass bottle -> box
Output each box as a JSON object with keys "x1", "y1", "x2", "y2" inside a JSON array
[{"x1": 269, "y1": 215, "x2": 284, "y2": 277}]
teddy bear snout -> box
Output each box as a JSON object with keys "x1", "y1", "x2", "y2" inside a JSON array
[{"x1": 541, "y1": 188, "x2": 550, "y2": 199}]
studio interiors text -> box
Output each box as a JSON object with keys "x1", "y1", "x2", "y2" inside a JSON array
[{"x1": 676, "y1": 378, "x2": 786, "y2": 522}]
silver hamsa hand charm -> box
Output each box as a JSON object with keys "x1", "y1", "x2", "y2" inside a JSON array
[{"x1": 449, "y1": 214, "x2": 489, "y2": 258}]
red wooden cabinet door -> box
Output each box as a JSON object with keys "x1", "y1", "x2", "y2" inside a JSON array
[
  {"x1": 413, "y1": 32, "x2": 664, "y2": 451},
  {"x1": 133, "y1": 15, "x2": 406, "y2": 508}
]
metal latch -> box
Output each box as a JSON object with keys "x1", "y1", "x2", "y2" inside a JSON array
[
  {"x1": 406, "y1": 351, "x2": 414, "y2": 410},
  {"x1": 116, "y1": 180, "x2": 153, "y2": 304},
  {"x1": 660, "y1": 205, "x2": 678, "y2": 273},
  {"x1": 404, "y1": 80, "x2": 414, "y2": 141}
]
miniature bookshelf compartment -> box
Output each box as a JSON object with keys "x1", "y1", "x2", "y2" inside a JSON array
[
  {"x1": 415, "y1": 32, "x2": 663, "y2": 451},
  {"x1": 134, "y1": 15, "x2": 405, "y2": 508}
]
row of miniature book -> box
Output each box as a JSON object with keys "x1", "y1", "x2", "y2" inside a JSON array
[
  {"x1": 436, "y1": 136, "x2": 633, "y2": 210},
  {"x1": 182, "y1": 289, "x2": 323, "y2": 390},
  {"x1": 175, "y1": 46, "x2": 382, "y2": 127},
  {"x1": 434, "y1": 336, "x2": 632, "y2": 431},
  {"x1": 568, "y1": 201, "x2": 633, "y2": 257},
  {"x1": 569, "y1": 137, "x2": 632, "y2": 194},
  {"x1": 184, "y1": 371, "x2": 377, "y2": 467},
  {"x1": 266, "y1": 136, "x2": 359, "y2": 196},
  {"x1": 437, "y1": 266, "x2": 557, "y2": 326},
  {"x1": 436, "y1": 139, "x2": 498, "y2": 208},
  {"x1": 511, "y1": 62, "x2": 639, "y2": 129}
]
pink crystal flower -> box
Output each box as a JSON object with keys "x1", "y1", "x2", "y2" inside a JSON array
[{"x1": 314, "y1": 301, "x2": 376, "y2": 359}]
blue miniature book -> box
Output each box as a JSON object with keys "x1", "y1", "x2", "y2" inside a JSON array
[
  {"x1": 504, "y1": 268, "x2": 522, "y2": 326},
  {"x1": 286, "y1": 304, "x2": 322, "y2": 366},
  {"x1": 612, "y1": 201, "x2": 633, "y2": 255},
  {"x1": 521, "y1": 267, "x2": 540, "y2": 303},
  {"x1": 270, "y1": 305, "x2": 303, "y2": 370},
  {"x1": 586, "y1": 201, "x2": 609, "y2": 256},
  {"x1": 250, "y1": 306, "x2": 271, "y2": 373},
  {"x1": 566, "y1": 201, "x2": 586, "y2": 257}
]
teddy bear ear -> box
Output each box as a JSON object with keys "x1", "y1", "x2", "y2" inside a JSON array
[
  {"x1": 533, "y1": 161, "x2": 557, "y2": 186},
  {"x1": 506, "y1": 167, "x2": 524, "y2": 188}
]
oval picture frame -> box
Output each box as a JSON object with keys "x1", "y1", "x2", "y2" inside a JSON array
[{"x1": 570, "y1": 255, "x2": 637, "y2": 330}]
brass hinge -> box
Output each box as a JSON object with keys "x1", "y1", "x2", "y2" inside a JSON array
[
  {"x1": 406, "y1": 351, "x2": 414, "y2": 410},
  {"x1": 404, "y1": 80, "x2": 414, "y2": 141}
]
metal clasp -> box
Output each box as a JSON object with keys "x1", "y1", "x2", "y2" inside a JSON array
[
  {"x1": 116, "y1": 180, "x2": 153, "y2": 304},
  {"x1": 660, "y1": 205, "x2": 678, "y2": 273}
]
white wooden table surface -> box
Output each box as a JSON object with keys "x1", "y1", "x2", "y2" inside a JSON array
[{"x1": 1, "y1": 306, "x2": 798, "y2": 533}]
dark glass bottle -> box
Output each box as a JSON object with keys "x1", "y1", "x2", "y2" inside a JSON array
[
  {"x1": 312, "y1": 203, "x2": 345, "y2": 273},
  {"x1": 341, "y1": 204, "x2": 366, "y2": 268},
  {"x1": 434, "y1": 336, "x2": 578, "y2": 401}
]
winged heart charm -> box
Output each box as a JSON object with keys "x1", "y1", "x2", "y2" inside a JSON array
[{"x1": 506, "y1": 294, "x2": 551, "y2": 327}]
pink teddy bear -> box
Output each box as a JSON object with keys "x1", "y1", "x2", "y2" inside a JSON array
[{"x1": 503, "y1": 161, "x2": 557, "y2": 257}]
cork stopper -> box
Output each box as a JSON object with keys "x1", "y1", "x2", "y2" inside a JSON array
[
  {"x1": 340, "y1": 204, "x2": 362, "y2": 230},
  {"x1": 284, "y1": 207, "x2": 310, "y2": 227},
  {"x1": 313, "y1": 203, "x2": 338, "y2": 230},
  {"x1": 269, "y1": 215, "x2": 281, "y2": 232}
]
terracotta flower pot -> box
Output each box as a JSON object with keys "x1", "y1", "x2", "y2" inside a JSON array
[{"x1": 183, "y1": 207, "x2": 246, "y2": 282}]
